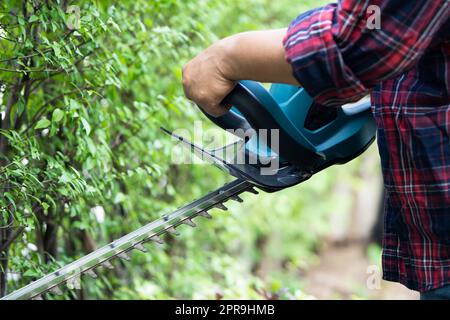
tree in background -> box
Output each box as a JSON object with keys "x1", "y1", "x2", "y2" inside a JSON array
[{"x1": 1, "y1": 0, "x2": 378, "y2": 300}]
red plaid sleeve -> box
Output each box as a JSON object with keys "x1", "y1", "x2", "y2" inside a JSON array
[{"x1": 283, "y1": 0, "x2": 450, "y2": 107}]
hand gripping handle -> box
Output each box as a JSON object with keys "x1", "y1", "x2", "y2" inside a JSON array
[{"x1": 199, "y1": 82, "x2": 324, "y2": 169}]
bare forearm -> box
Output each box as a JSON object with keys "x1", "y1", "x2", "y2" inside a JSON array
[
  {"x1": 219, "y1": 29, "x2": 299, "y2": 85},
  {"x1": 182, "y1": 28, "x2": 298, "y2": 116}
]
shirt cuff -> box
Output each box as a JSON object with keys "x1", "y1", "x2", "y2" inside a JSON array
[{"x1": 283, "y1": 4, "x2": 369, "y2": 107}]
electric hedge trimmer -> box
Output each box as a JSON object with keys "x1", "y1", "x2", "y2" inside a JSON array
[{"x1": 1, "y1": 81, "x2": 376, "y2": 300}]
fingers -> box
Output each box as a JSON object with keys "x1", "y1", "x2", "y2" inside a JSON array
[{"x1": 182, "y1": 47, "x2": 235, "y2": 117}]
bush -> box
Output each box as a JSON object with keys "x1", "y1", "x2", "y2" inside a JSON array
[{"x1": 0, "y1": 0, "x2": 346, "y2": 299}]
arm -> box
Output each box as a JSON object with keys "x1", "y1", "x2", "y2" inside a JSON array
[
  {"x1": 183, "y1": 0, "x2": 450, "y2": 116},
  {"x1": 283, "y1": 0, "x2": 449, "y2": 107},
  {"x1": 182, "y1": 29, "x2": 298, "y2": 117}
]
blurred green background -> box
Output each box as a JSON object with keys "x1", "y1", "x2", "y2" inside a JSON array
[{"x1": 0, "y1": 0, "x2": 416, "y2": 299}]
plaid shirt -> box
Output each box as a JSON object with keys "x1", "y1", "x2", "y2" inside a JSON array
[{"x1": 283, "y1": 0, "x2": 450, "y2": 292}]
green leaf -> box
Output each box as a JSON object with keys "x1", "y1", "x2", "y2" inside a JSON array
[
  {"x1": 52, "y1": 108, "x2": 64, "y2": 123},
  {"x1": 9, "y1": 99, "x2": 25, "y2": 125},
  {"x1": 59, "y1": 172, "x2": 71, "y2": 184},
  {"x1": 4, "y1": 192, "x2": 16, "y2": 211},
  {"x1": 107, "y1": 17, "x2": 121, "y2": 32},
  {"x1": 34, "y1": 118, "x2": 51, "y2": 129},
  {"x1": 52, "y1": 42, "x2": 61, "y2": 58},
  {"x1": 41, "y1": 202, "x2": 50, "y2": 211},
  {"x1": 23, "y1": 269, "x2": 39, "y2": 277},
  {"x1": 29, "y1": 15, "x2": 39, "y2": 23},
  {"x1": 81, "y1": 118, "x2": 91, "y2": 135}
]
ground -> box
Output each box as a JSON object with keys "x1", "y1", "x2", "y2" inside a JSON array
[{"x1": 303, "y1": 243, "x2": 419, "y2": 300}]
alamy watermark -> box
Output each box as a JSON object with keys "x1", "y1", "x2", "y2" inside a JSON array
[
  {"x1": 169, "y1": 121, "x2": 281, "y2": 175},
  {"x1": 66, "y1": 5, "x2": 81, "y2": 30},
  {"x1": 367, "y1": 5, "x2": 381, "y2": 30},
  {"x1": 366, "y1": 265, "x2": 382, "y2": 290}
]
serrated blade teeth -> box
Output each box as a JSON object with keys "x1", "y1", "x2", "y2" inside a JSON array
[
  {"x1": 67, "y1": 278, "x2": 81, "y2": 290},
  {"x1": 215, "y1": 203, "x2": 228, "y2": 211},
  {"x1": 149, "y1": 235, "x2": 164, "y2": 244},
  {"x1": 166, "y1": 226, "x2": 179, "y2": 236},
  {"x1": 85, "y1": 269, "x2": 98, "y2": 279},
  {"x1": 247, "y1": 187, "x2": 259, "y2": 194},
  {"x1": 117, "y1": 252, "x2": 131, "y2": 261},
  {"x1": 232, "y1": 195, "x2": 243, "y2": 203},
  {"x1": 101, "y1": 260, "x2": 114, "y2": 269},
  {"x1": 182, "y1": 218, "x2": 196, "y2": 227},
  {"x1": 49, "y1": 286, "x2": 63, "y2": 295},
  {"x1": 198, "y1": 211, "x2": 212, "y2": 219},
  {"x1": 134, "y1": 243, "x2": 147, "y2": 252}
]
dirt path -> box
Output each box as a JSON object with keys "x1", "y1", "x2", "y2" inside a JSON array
[{"x1": 303, "y1": 244, "x2": 419, "y2": 300}]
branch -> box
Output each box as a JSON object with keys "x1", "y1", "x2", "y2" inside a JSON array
[
  {"x1": 0, "y1": 66, "x2": 66, "y2": 73},
  {"x1": 0, "y1": 226, "x2": 24, "y2": 253},
  {"x1": 0, "y1": 30, "x2": 77, "y2": 64},
  {"x1": 22, "y1": 84, "x2": 104, "y2": 133},
  {"x1": 0, "y1": 49, "x2": 50, "y2": 64}
]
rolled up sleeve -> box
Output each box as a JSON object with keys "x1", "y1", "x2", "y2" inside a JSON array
[{"x1": 283, "y1": 0, "x2": 450, "y2": 107}]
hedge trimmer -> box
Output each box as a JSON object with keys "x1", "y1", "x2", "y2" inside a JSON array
[{"x1": 1, "y1": 80, "x2": 376, "y2": 300}]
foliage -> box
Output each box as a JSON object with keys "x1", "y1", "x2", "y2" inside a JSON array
[{"x1": 0, "y1": 0, "x2": 371, "y2": 300}]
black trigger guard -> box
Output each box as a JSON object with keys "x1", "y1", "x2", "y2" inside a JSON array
[{"x1": 200, "y1": 105, "x2": 252, "y2": 139}]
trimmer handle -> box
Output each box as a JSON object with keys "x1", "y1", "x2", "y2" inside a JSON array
[
  {"x1": 199, "y1": 83, "x2": 253, "y2": 136},
  {"x1": 198, "y1": 82, "x2": 324, "y2": 169}
]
